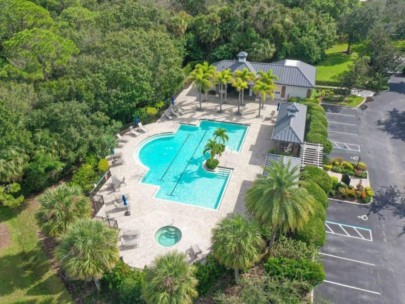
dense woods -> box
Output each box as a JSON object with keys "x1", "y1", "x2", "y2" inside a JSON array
[{"x1": 0, "y1": 0, "x2": 404, "y2": 207}]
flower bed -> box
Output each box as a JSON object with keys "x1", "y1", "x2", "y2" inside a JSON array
[
  {"x1": 328, "y1": 175, "x2": 374, "y2": 203},
  {"x1": 324, "y1": 157, "x2": 367, "y2": 179}
]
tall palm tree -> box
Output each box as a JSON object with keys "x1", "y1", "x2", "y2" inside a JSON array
[
  {"x1": 232, "y1": 77, "x2": 248, "y2": 116},
  {"x1": 143, "y1": 251, "x2": 198, "y2": 304},
  {"x1": 188, "y1": 68, "x2": 211, "y2": 111},
  {"x1": 214, "y1": 69, "x2": 233, "y2": 113},
  {"x1": 257, "y1": 69, "x2": 279, "y2": 108},
  {"x1": 36, "y1": 184, "x2": 92, "y2": 237},
  {"x1": 55, "y1": 219, "x2": 119, "y2": 281},
  {"x1": 245, "y1": 160, "x2": 315, "y2": 247},
  {"x1": 253, "y1": 80, "x2": 276, "y2": 117},
  {"x1": 211, "y1": 215, "x2": 265, "y2": 283},
  {"x1": 234, "y1": 68, "x2": 255, "y2": 106},
  {"x1": 213, "y1": 128, "x2": 229, "y2": 144},
  {"x1": 194, "y1": 61, "x2": 216, "y2": 101},
  {"x1": 0, "y1": 149, "x2": 27, "y2": 183}
]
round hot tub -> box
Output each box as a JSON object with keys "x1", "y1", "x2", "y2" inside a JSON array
[{"x1": 155, "y1": 226, "x2": 182, "y2": 247}]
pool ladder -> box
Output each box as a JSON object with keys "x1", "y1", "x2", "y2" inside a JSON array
[{"x1": 217, "y1": 168, "x2": 231, "y2": 178}]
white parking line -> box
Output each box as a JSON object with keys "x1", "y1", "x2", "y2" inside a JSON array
[
  {"x1": 323, "y1": 280, "x2": 381, "y2": 295},
  {"x1": 325, "y1": 221, "x2": 372, "y2": 241},
  {"x1": 328, "y1": 130, "x2": 358, "y2": 136},
  {"x1": 333, "y1": 142, "x2": 361, "y2": 152},
  {"x1": 326, "y1": 112, "x2": 356, "y2": 117},
  {"x1": 319, "y1": 252, "x2": 376, "y2": 266},
  {"x1": 353, "y1": 227, "x2": 366, "y2": 240},
  {"x1": 328, "y1": 121, "x2": 358, "y2": 126}
]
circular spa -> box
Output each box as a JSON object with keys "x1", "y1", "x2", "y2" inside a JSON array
[{"x1": 155, "y1": 226, "x2": 182, "y2": 247}]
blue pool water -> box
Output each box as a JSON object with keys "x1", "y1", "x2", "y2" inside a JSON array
[{"x1": 137, "y1": 120, "x2": 248, "y2": 209}]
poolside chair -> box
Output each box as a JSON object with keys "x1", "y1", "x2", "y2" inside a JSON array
[
  {"x1": 164, "y1": 110, "x2": 173, "y2": 120},
  {"x1": 109, "y1": 158, "x2": 124, "y2": 167},
  {"x1": 120, "y1": 237, "x2": 138, "y2": 249},
  {"x1": 169, "y1": 106, "x2": 179, "y2": 117},
  {"x1": 128, "y1": 126, "x2": 140, "y2": 137},
  {"x1": 106, "y1": 152, "x2": 122, "y2": 160},
  {"x1": 137, "y1": 122, "x2": 147, "y2": 133},
  {"x1": 174, "y1": 105, "x2": 184, "y2": 115},
  {"x1": 111, "y1": 176, "x2": 125, "y2": 191},
  {"x1": 121, "y1": 229, "x2": 139, "y2": 239},
  {"x1": 116, "y1": 133, "x2": 129, "y2": 142}
]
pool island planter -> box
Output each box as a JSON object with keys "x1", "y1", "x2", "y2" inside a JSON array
[{"x1": 203, "y1": 160, "x2": 219, "y2": 172}]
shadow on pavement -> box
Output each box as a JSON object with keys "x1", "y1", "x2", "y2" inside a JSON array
[
  {"x1": 367, "y1": 185, "x2": 405, "y2": 220},
  {"x1": 379, "y1": 108, "x2": 405, "y2": 141}
]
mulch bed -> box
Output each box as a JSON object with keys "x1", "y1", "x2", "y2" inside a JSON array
[{"x1": 0, "y1": 223, "x2": 11, "y2": 250}]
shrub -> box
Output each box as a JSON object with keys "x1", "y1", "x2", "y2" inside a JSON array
[
  {"x1": 306, "y1": 132, "x2": 332, "y2": 153},
  {"x1": 331, "y1": 176, "x2": 339, "y2": 189},
  {"x1": 306, "y1": 103, "x2": 325, "y2": 115},
  {"x1": 118, "y1": 273, "x2": 145, "y2": 304},
  {"x1": 332, "y1": 165, "x2": 343, "y2": 173},
  {"x1": 304, "y1": 181, "x2": 328, "y2": 209},
  {"x1": 294, "y1": 216, "x2": 325, "y2": 247},
  {"x1": 270, "y1": 236, "x2": 318, "y2": 260},
  {"x1": 195, "y1": 255, "x2": 229, "y2": 296},
  {"x1": 355, "y1": 171, "x2": 368, "y2": 179},
  {"x1": 288, "y1": 96, "x2": 303, "y2": 103},
  {"x1": 206, "y1": 158, "x2": 219, "y2": 170},
  {"x1": 323, "y1": 164, "x2": 332, "y2": 171},
  {"x1": 365, "y1": 187, "x2": 374, "y2": 197},
  {"x1": 338, "y1": 187, "x2": 347, "y2": 198},
  {"x1": 98, "y1": 158, "x2": 109, "y2": 173},
  {"x1": 363, "y1": 196, "x2": 372, "y2": 203},
  {"x1": 146, "y1": 106, "x2": 158, "y2": 116},
  {"x1": 342, "y1": 169, "x2": 355, "y2": 176},
  {"x1": 309, "y1": 123, "x2": 327, "y2": 137},
  {"x1": 356, "y1": 162, "x2": 368, "y2": 171},
  {"x1": 329, "y1": 189, "x2": 336, "y2": 196},
  {"x1": 264, "y1": 257, "x2": 325, "y2": 287},
  {"x1": 301, "y1": 166, "x2": 332, "y2": 193},
  {"x1": 346, "y1": 188, "x2": 356, "y2": 198},
  {"x1": 342, "y1": 161, "x2": 354, "y2": 171},
  {"x1": 330, "y1": 157, "x2": 344, "y2": 165},
  {"x1": 71, "y1": 163, "x2": 98, "y2": 193}
]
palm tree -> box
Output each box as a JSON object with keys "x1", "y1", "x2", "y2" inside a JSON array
[
  {"x1": 143, "y1": 251, "x2": 198, "y2": 304},
  {"x1": 194, "y1": 61, "x2": 216, "y2": 101},
  {"x1": 214, "y1": 69, "x2": 233, "y2": 113},
  {"x1": 257, "y1": 69, "x2": 279, "y2": 108},
  {"x1": 188, "y1": 68, "x2": 211, "y2": 111},
  {"x1": 234, "y1": 68, "x2": 255, "y2": 106},
  {"x1": 253, "y1": 80, "x2": 276, "y2": 117},
  {"x1": 245, "y1": 160, "x2": 315, "y2": 247},
  {"x1": 232, "y1": 77, "x2": 248, "y2": 116},
  {"x1": 213, "y1": 128, "x2": 229, "y2": 144},
  {"x1": 36, "y1": 184, "x2": 92, "y2": 237},
  {"x1": 0, "y1": 149, "x2": 27, "y2": 183},
  {"x1": 203, "y1": 139, "x2": 222, "y2": 160},
  {"x1": 55, "y1": 219, "x2": 119, "y2": 281},
  {"x1": 211, "y1": 215, "x2": 265, "y2": 283}
]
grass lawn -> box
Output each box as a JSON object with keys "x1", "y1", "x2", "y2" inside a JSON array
[
  {"x1": 316, "y1": 43, "x2": 358, "y2": 86},
  {"x1": 340, "y1": 95, "x2": 364, "y2": 107},
  {"x1": 0, "y1": 201, "x2": 72, "y2": 304}
]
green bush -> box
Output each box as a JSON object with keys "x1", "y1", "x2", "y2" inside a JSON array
[
  {"x1": 355, "y1": 171, "x2": 368, "y2": 179},
  {"x1": 356, "y1": 161, "x2": 368, "y2": 170},
  {"x1": 294, "y1": 216, "x2": 326, "y2": 247},
  {"x1": 342, "y1": 161, "x2": 354, "y2": 171},
  {"x1": 206, "y1": 158, "x2": 219, "y2": 170},
  {"x1": 98, "y1": 159, "x2": 109, "y2": 173},
  {"x1": 71, "y1": 163, "x2": 98, "y2": 193},
  {"x1": 195, "y1": 254, "x2": 230, "y2": 296},
  {"x1": 301, "y1": 166, "x2": 332, "y2": 193},
  {"x1": 264, "y1": 257, "x2": 325, "y2": 287},
  {"x1": 270, "y1": 236, "x2": 318, "y2": 261},
  {"x1": 323, "y1": 164, "x2": 332, "y2": 171},
  {"x1": 305, "y1": 132, "x2": 332, "y2": 154},
  {"x1": 308, "y1": 122, "x2": 327, "y2": 137},
  {"x1": 304, "y1": 181, "x2": 328, "y2": 209},
  {"x1": 331, "y1": 176, "x2": 339, "y2": 189},
  {"x1": 365, "y1": 187, "x2": 374, "y2": 197},
  {"x1": 118, "y1": 273, "x2": 145, "y2": 304},
  {"x1": 332, "y1": 165, "x2": 342, "y2": 173}
]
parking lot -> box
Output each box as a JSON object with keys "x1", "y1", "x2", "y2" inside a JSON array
[
  {"x1": 323, "y1": 105, "x2": 362, "y2": 161},
  {"x1": 315, "y1": 202, "x2": 384, "y2": 303}
]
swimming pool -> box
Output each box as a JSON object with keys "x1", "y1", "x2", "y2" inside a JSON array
[{"x1": 137, "y1": 120, "x2": 248, "y2": 209}]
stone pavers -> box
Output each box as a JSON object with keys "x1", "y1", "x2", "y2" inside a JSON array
[{"x1": 96, "y1": 86, "x2": 277, "y2": 269}]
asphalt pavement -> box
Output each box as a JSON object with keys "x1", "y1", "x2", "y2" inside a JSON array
[{"x1": 315, "y1": 75, "x2": 405, "y2": 303}]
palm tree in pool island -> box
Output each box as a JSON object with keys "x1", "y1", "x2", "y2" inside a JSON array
[
  {"x1": 213, "y1": 128, "x2": 229, "y2": 144},
  {"x1": 55, "y1": 219, "x2": 119, "y2": 283},
  {"x1": 143, "y1": 251, "x2": 198, "y2": 304},
  {"x1": 232, "y1": 77, "x2": 248, "y2": 116},
  {"x1": 212, "y1": 214, "x2": 265, "y2": 283},
  {"x1": 203, "y1": 138, "x2": 223, "y2": 169},
  {"x1": 214, "y1": 69, "x2": 233, "y2": 113},
  {"x1": 253, "y1": 80, "x2": 276, "y2": 117},
  {"x1": 245, "y1": 160, "x2": 315, "y2": 247}
]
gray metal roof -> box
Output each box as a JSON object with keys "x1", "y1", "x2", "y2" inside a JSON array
[
  {"x1": 263, "y1": 154, "x2": 301, "y2": 177},
  {"x1": 213, "y1": 56, "x2": 316, "y2": 88},
  {"x1": 271, "y1": 102, "x2": 307, "y2": 144}
]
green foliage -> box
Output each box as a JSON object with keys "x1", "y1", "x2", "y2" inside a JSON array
[
  {"x1": 71, "y1": 163, "x2": 98, "y2": 193},
  {"x1": 56, "y1": 219, "x2": 119, "y2": 280},
  {"x1": 301, "y1": 166, "x2": 333, "y2": 194},
  {"x1": 0, "y1": 183, "x2": 24, "y2": 208},
  {"x1": 264, "y1": 257, "x2": 325, "y2": 287},
  {"x1": 206, "y1": 158, "x2": 219, "y2": 170},
  {"x1": 270, "y1": 236, "x2": 318, "y2": 261},
  {"x1": 294, "y1": 216, "x2": 326, "y2": 247},
  {"x1": 195, "y1": 254, "x2": 229, "y2": 296},
  {"x1": 143, "y1": 251, "x2": 198, "y2": 304},
  {"x1": 304, "y1": 181, "x2": 329, "y2": 209},
  {"x1": 98, "y1": 158, "x2": 109, "y2": 173},
  {"x1": 36, "y1": 184, "x2": 91, "y2": 237}
]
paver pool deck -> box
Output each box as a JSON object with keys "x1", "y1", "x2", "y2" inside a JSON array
[{"x1": 96, "y1": 85, "x2": 277, "y2": 269}]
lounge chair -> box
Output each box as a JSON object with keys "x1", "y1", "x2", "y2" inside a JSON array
[
  {"x1": 174, "y1": 105, "x2": 184, "y2": 115},
  {"x1": 120, "y1": 237, "x2": 138, "y2": 249},
  {"x1": 116, "y1": 133, "x2": 129, "y2": 142},
  {"x1": 138, "y1": 122, "x2": 147, "y2": 133},
  {"x1": 111, "y1": 176, "x2": 126, "y2": 191},
  {"x1": 169, "y1": 106, "x2": 179, "y2": 117},
  {"x1": 106, "y1": 152, "x2": 122, "y2": 160},
  {"x1": 109, "y1": 158, "x2": 124, "y2": 167},
  {"x1": 128, "y1": 126, "x2": 140, "y2": 137},
  {"x1": 164, "y1": 110, "x2": 173, "y2": 120},
  {"x1": 121, "y1": 229, "x2": 139, "y2": 239}
]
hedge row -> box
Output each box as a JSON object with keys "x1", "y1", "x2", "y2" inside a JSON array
[{"x1": 304, "y1": 102, "x2": 332, "y2": 154}]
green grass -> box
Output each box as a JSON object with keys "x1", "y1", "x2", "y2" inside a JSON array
[
  {"x1": 316, "y1": 43, "x2": 358, "y2": 86},
  {"x1": 340, "y1": 95, "x2": 364, "y2": 107},
  {"x1": 0, "y1": 202, "x2": 72, "y2": 304}
]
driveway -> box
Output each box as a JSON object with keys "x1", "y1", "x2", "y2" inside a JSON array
[
  {"x1": 316, "y1": 75, "x2": 405, "y2": 303},
  {"x1": 323, "y1": 104, "x2": 362, "y2": 161}
]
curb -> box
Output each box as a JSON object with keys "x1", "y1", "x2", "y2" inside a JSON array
[
  {"x1": 329, "y1": 197, "x2": 373, "y2": 206},
  {"x1": 320, "y1": 97, "x2": 366, "y2": 109}
]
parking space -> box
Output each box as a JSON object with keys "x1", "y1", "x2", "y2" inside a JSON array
[
  {"x1": 325, "y1": 221, "x2": 372, "y2": 241},
  {"x1": 323, "y1": 105, "x2": 362, "y2": 160}
]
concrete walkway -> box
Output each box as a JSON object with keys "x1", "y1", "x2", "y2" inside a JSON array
[{"x1": 95, "y1": 85, "x2": 277, "y2": 268}]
